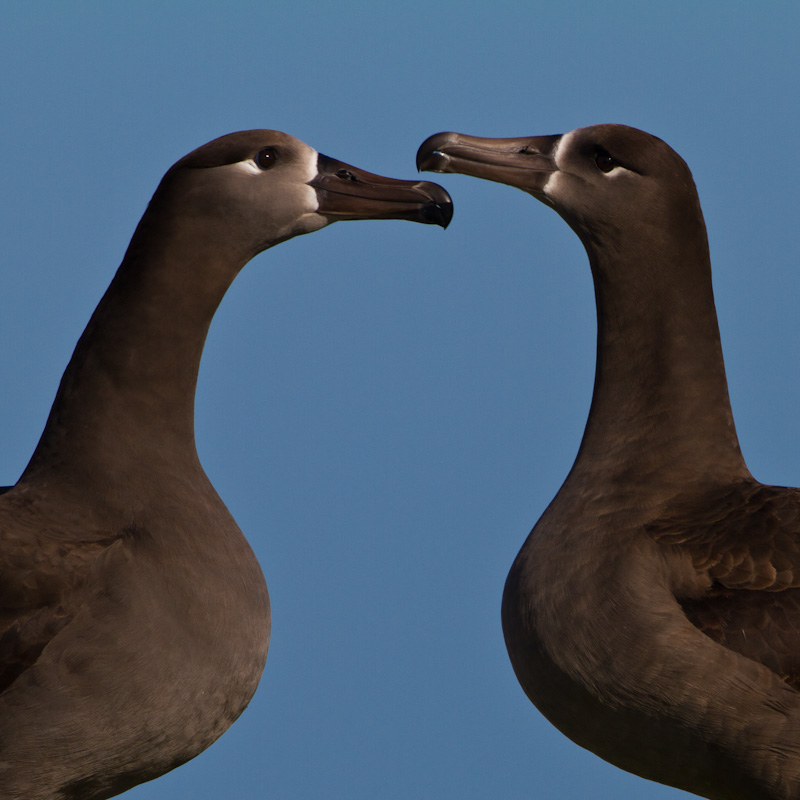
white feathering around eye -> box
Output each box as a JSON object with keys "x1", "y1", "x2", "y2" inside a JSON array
[
  {"x1": 230, "y1": 160, "x2": 263, "y2": 176},
  {"x1": 543, "y1": 129, "x2": 573, "y2": 200},
  {"x1": 229, "y1": 145, "x2": 321, "y2": 215}
]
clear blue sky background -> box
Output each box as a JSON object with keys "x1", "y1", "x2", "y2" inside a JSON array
[{"x1": 2, "y1": 3, "x2": 798, "y2": 799}]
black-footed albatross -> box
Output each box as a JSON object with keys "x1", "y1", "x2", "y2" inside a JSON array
[
  {"x1": 418, "y1": 124, "x2": 800, "y2": 800},
  {"x1": 0, "y1": 130, "x2": 452, "y2": 800}
]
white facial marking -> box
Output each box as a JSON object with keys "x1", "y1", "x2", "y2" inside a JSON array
[
  {"x1": 230, "y1": 159, "x2": 263, "y2": 176},
  {"x1": 230, "y1": 144, "x2": 320, "y2": 216},
  {"x1": 292, "y1": 142, "x2": 326, "y2": 234},
  {"x1": 543, "y1": 129, "x2": 574, "y2": 200},
  {"x1": 299, "y1": 144, "x2": 320, "y2": 213}
]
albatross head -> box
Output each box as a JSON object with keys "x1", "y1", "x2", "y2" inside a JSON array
[
  {"x1": 146, "y1": 130, "x2": 452, "y2": 262},
  {"x1": 416, "y1": 124, "x2": 703, "y2": 259}
]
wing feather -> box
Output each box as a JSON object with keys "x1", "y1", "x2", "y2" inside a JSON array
[{"x1": 648, "y1": 480, "x2": 800, "y2": 687}]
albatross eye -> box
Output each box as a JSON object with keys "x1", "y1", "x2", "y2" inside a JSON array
[
  {"x1": 594, "y1": 149, "x2": 619, "y2": 174},
  {"x1": 255, "y1": 148, "x2": 278, "y2": 170}
]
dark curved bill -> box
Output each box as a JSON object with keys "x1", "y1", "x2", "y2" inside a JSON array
[
  {"x1": 309, "y1": 154, "x2": 453, "y2": 228},
  {"x1": 416, "y1": 132, "x2": 561, "y2": 196}
]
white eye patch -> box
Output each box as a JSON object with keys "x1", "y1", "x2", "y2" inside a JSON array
[
  {"x1": 226, "y1": 147, "x2": 321, "y2": 214},
  {"x1": 230, "y1": 160, "x2": 263, "y2": 176}
]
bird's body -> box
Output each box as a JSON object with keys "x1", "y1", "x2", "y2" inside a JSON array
[
  {"x1": 418, "y1": 124, "x2": 800, "y2": 799},
  {"x1": 0, "y1": 469, "x2": 269, "y2": 798},
  {"x1": 0, "y1": 130, "x2": 451, "y2": 799}
]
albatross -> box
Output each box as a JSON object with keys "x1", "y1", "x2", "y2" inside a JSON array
[
  {"x1": 0, "y1": 129, "x2": 452, "y2": 800},
  {"x1": 418, "y1": 124, "x2": 800, "y2": 800}
]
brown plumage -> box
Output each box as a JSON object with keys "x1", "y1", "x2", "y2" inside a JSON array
[
  {"x1": 648, "y1": 480, "x2": 800, "y2": 689},
  {"x1": 0, "y1": 130, "x2": 451, "y2": 800},
  {"x1": 418, "y1": 124, "x2": 800, "y2": 799}
]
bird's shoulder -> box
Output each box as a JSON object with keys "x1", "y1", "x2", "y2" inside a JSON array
[
  {"x1": 646, "y1": 480, "x2": 800, "y2": 687},
  {"x1": 0, "y1": 488, "x2": 126, "y2": 693},
  {"x1": 647, "y1": 479, "x2": 800, "y2": 592}
]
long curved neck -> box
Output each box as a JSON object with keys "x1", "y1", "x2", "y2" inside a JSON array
[
  {"x1": 20, "y1": 202, "x2": 247, "y2": 489},
  {"x1": 570, "y1": 226, "x2": 750, "y2": 494}
]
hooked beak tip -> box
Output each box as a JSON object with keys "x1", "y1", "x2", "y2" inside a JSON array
[{"x1": 425, "y1": 200, "x2": 453, "y2": 229}]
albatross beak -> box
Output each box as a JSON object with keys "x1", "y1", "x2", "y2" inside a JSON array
[
  {"x1": 416, "y1": 132, "x2": 561, "y2": 197},
  {"x1": 309, "y1": 154, "x2": 453, "y2": 228}
]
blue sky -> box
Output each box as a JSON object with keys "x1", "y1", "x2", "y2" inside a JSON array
[{"x1": 1, "y1": 3, "x2": 799, "y2": 799}]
